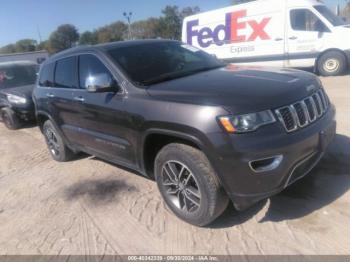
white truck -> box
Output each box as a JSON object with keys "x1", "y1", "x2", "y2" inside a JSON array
[{"x1": 182, "y1": 0, "x2": 350, "y2": 76}]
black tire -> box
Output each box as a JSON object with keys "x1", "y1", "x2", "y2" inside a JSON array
[
  {"x1": 0, "y1": 108, "x2": 21, "y2": 130},
  {"x1": 155, "y1": 143, "x2": 229, "y2": 226},
  {"x1": 42, "y1": 120, "x2": 76, "y2": 162},
  {"x1": 317, "y1": 51, "x2": 347, "y2": 77}
]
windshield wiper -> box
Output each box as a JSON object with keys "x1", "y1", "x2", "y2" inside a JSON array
[{"x1": 142, "y1": 65, "x2": 224, "y2": 85}]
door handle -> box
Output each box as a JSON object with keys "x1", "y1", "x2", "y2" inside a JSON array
[
  {"x1": 73, "y1": 96, "x2": 85, "y2": 102},
  {"x1": 289, "y1": 36, "x2": 298, "y2": 40},
  {"x1": 275, "y1": 37, "x2": 283, "y2": 41},
  {"x1": 46, "y1": 93, "x2": 55, "y2": 98}
]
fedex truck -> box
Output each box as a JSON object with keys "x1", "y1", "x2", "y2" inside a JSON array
[{"x1": 182, "y1": 0, "x2": 350, "y2": 76}]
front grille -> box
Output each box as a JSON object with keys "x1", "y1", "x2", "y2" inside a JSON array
[{"x1": 276, "y1": 89, "x2": 330, "y2": 133}]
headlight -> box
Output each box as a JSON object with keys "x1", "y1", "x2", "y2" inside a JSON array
[
  {"x1": 219, "y1": 110, "x2": 276, "y2": 133},
  {"x1": 7, "y1": 94, "x2": 27, "y2": 104}
]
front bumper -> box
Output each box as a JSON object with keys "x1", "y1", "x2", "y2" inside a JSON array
[
  {"x1": 207, "y1": 105, "x2": 336, "y2": 210},
  {"x1": 12, "y1": 105, "x2": 36, "y2": 121}
]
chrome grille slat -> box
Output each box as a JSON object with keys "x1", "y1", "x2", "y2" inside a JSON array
[
  {"x1": 318, "y1": 90, "x2": 327, "y2": 110},
  {"x1": 316, "y1": 91, "x2": 325, "y2": 113},
  {"x1": 312, "y1": 93, "x2": 323, "y2": 117},
  {"x1": 305, "y1": 97, "x2": 317, "y2": 122},
  {"x1": 322, "y1": 88, "x2": 329, "y2": 107},
  {"x1": 275, "y1": 106, "x2": 298, "y2": 132},
  {"x1": 276, "y1": 89, "x2": 330, "y2": 133},
  {"x1": 320, "y1": 89, "x2": 329, "y2": 108},
  {"x1": 289, "y1": 105, "x2": 299, "y2": 130},
  {"x1": 293, "y1": 102, "x2": 308, "y2": 127}
]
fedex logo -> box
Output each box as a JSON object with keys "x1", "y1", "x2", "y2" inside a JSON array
[{"x1": 186, "y1": 9, "x2": 271, "y2": 48}]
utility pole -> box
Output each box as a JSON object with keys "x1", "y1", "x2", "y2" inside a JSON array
[
  {"x1": 37, "y1": 26, "x2": 42, "y2": 44},
  {"x1": 123, "y1": 12, "x2": 133, "y2": 40},
  {"x1": 336, "y1": 4, "x2": 340, "y2": 16}
]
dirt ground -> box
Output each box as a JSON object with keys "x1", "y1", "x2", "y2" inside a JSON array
[{"x1": 0, "y1": 76, "x2": 349, "y2": 255}]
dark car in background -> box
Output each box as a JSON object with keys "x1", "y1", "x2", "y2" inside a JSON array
[
  {"x1": 0, "y1": 61, "x2": 38, "y2": 130},
  {"x1": 33, "y1": 40, "x2": 336, "y2": 226}
]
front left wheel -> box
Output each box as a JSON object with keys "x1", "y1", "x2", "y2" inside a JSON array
[
  {"x1": 155, "y1": 143, "x2": 229, "y2": 226},
  {"x1": 0, "y1": 108, "x2": 21, "y2": 130}
]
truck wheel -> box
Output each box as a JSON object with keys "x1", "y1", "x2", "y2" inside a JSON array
[
  {"x1": 0, "y1": 108, "x2": 21, "y2": 130},
  {"x1": 317, "y1": 51, "x2": 347, "y2": 76},
  {"x1": 43, "y1": 120, "x2": 76, "y2": 162},
  {"x1": 155, "y1": 143, "x2": 229, "y2": 226}
]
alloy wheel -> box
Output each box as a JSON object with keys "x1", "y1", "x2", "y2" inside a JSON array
[
  {"x1": 161, "y1": 160, "x2": 201, "y2": 213},
  {"x1": 45, "y1": 128, "x2": 60, "y2": 156}
]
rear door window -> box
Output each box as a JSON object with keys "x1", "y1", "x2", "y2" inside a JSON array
[{"x1": 54, "y1": 56, "x2": 78, "y2": 88}]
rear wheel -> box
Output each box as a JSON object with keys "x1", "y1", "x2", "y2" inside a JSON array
[
  {"x1": 0, "y1": 108, "x2": 21, "y2": 130},
  {"x1": 317, "y1": 51, "x2": 347, "y2": 76},
  {"x1": 43, "y1": 120, "x2": 76, "y2": 162},
  {"x1": 155, "y1": 143, "x2": 229, "y2": 226}
]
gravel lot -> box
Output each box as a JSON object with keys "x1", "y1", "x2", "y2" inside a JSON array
[{"x1": 0, "y1": 75, "x2": 349, "y2": 255}]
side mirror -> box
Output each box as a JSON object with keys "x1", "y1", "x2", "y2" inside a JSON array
[{"x1": 86, "y1": 73, "x2": 117, "y2": 93}]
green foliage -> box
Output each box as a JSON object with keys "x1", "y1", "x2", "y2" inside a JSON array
[
  {"x1": 0, "y1": 44, "x2": 16, "y2": 54},
  {"x1": 78, "y1": 21, "x2": 127, "y2": 46},
  {"x1": 95, "y1": 21, "x2": 127, "y2": 43},
  {"x1": 0, "y1": 39, "x2": 38, "y2": 54},
  {"x1": 157, "y1": 6, "x2": 200, "y2": 40},
  {"x1": 342, "y1": 2, "x2": 350, "y2": 18},
  {"x1": 0, "y1": 5, "x2": 200, "y2": 54},
  {"x1": 131, "y1": 18, "x2": 161, "y2": 39},
  {"x1": 77, "y1": 5, "x2": 200, "y2": 44},
  {"x1": 79, "y1": 31, "x2": 98, "y2": 45},
  {"x1": 14, "y1": 39, "x2": 37, "y2": 52},
  {"x1": 157, "y1": 6, "x2": 182, "y2": 40},
  {"x1": 48, "y1": 24, "x2": 79, "y2": 53},
  {"x1": 37, "y1": 40, "x2": 49, "y2": 52},
  {"x1": 131, "y1": 5, "x2": 200, "y2": 41}
]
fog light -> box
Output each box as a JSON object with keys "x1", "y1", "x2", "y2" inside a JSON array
[{"x1": 249, "y1": 155, "x2": 283, "y2": 173}]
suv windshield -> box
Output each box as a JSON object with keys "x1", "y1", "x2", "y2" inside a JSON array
[
  {"x1": 108, "y1": 42, "x2": 225, "y2": 85},
  {"x1": 314, "y1": 5, "x2": 345, "y2": 26},
  {"x1": 0, "y1": 64, "x2": 38, "y2": 89}
]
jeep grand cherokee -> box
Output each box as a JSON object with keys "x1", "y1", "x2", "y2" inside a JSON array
[{"x1": 33, "y1": 40, "x2": 336, "y2": 226}]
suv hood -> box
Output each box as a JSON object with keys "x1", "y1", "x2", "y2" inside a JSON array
[
  {"x1": 147, "y1": 66, "x2": 320, "y2": 114},
  {"x1": 0, "y1": 84, "x2": 35, "y2": 99}
]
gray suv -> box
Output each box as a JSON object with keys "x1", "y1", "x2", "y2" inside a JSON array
[{"x1": 33, "y1": 40, "x2": 336, "y2": 226}]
